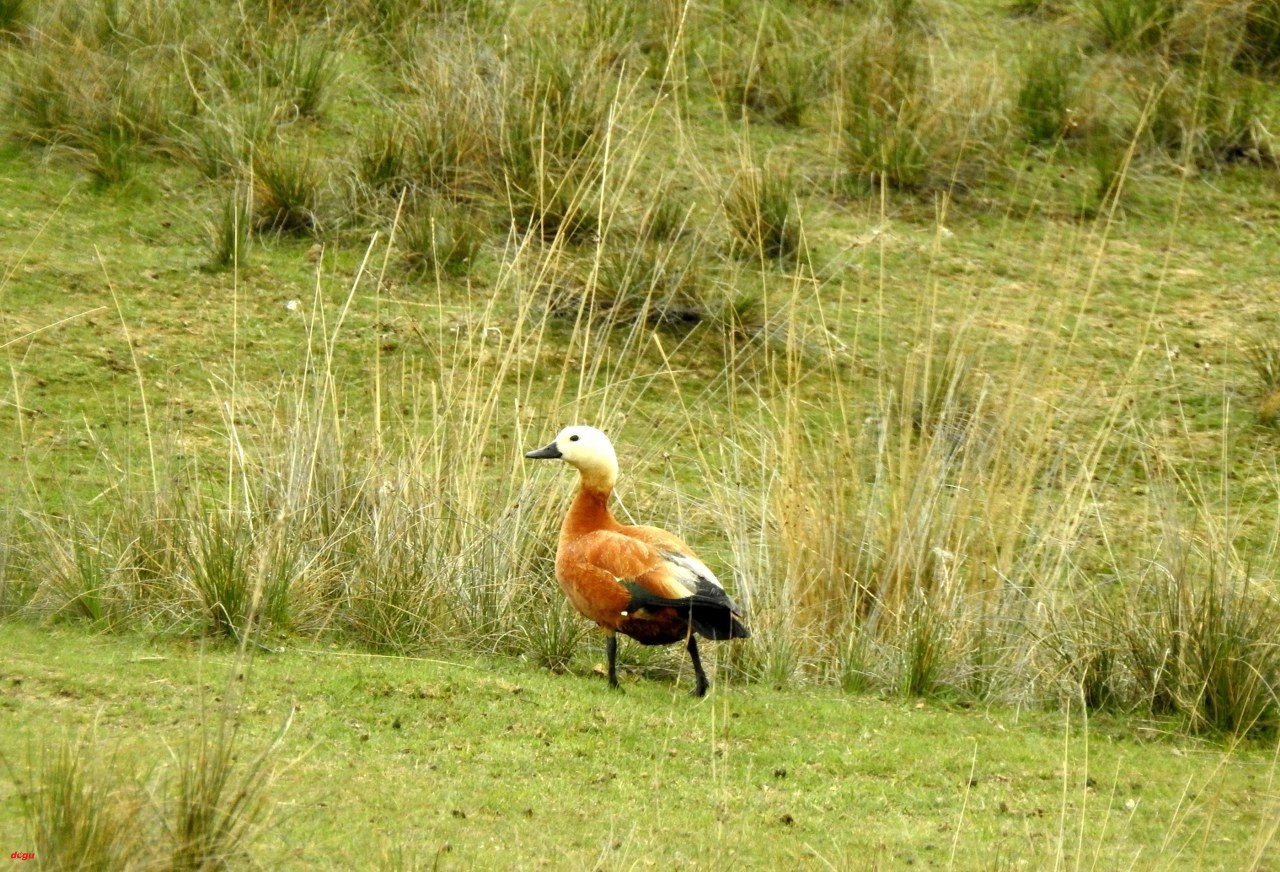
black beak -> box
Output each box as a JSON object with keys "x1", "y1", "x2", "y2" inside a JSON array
[{"x1": 525, "y1": 440, "x2": 562, "y2": 460}]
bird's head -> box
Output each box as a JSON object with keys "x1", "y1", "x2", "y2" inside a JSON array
[{"x1": 525, "y1": 425, "x2": 619, "y2": 490}]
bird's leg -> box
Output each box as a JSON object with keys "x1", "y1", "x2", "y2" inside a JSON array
[
  {"x1": 606, "y1": 632, "x2": 620, "y2": 690},
  {"x1": 687, "y1": 635, "x2": 709, "y2": 697}
]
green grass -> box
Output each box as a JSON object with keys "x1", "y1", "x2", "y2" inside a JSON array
[
  {"x1": 2, "y1": 0, "x2": 1280, "y2": 862},
  {"x1": 2, "y1": 623, "x2": 1277, "y2": 869}
]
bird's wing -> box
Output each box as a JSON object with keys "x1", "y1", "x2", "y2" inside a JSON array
[
  {"x1": 566, "y1": 530, "x2": 750, "y2": 640},
  {"x1": 656, "y1": 550, "x2": 727, "y2": 594},
  {"x1": 621, "y1": 526, "x2": 728, "y2": 592},
  {"x1": 566, "y1": 530, "x2": 695, "y2": 601}
]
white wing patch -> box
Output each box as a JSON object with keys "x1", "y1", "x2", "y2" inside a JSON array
[{"x1": 660, "y1": 551, "x2": 725, "y2": 596}]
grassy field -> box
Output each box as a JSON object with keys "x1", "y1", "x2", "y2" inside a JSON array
[
  {"x1": 2, "y1": 0, "x2": 1280, "y2": 866},
  {"x1": 2, "y1": 623, "x2": 1278, "y2": 870}
]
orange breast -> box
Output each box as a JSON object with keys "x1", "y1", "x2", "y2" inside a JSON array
[
  {"x1": 553, "y1": 483, "x2": 701, "y2": 640},
  {"x1": 555, "y1": 550, "x2": 631, "y2": 629},
  {"x1": 556, "y1": 531, "x2": 694, "y2": 632}
]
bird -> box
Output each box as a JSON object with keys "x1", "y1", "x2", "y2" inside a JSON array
[{"x1": 525, "y1": 425, "x2": 750, "y2": 696}]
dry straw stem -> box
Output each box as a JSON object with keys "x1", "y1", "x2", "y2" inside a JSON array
[{"x1": 100, "y1": 252, "x2": 158, "y2": 497}]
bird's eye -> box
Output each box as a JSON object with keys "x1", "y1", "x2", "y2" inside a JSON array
[{"x1": 569, "y1": 434, "x2": 580, "y2": 442}]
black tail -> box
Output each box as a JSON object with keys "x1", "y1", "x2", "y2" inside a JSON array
[
  {"x1": 690, "y1": 605, "x2": 751, "y2": 640},
  {"x1": 624, "y1": 581, "x2": 751, "y2": 641}
]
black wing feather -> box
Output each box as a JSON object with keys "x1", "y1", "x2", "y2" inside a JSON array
[{"x1": 622, "y1": 580, "x2": 751, "y2": 640}]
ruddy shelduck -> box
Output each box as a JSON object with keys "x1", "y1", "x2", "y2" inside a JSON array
[{"x1": 525, "y1": 425, "x2": 750, "y2": 696}]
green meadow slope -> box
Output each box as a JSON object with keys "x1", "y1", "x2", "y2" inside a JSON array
[
  {"x1": 2, "y1": 0, "x2": 1280, "y2": 865},
  {"x1": 1, "y1": 624, "x2": 1277, "y2": 870}
]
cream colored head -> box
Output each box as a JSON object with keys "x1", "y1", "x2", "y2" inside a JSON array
[{"x1": 525, "y1": 425, "x2": 619, "y2": 490}]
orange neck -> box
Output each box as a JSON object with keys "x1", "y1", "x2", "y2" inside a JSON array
[{"x1": 561, "y1": 482, "x2": 621, "y2": 541}]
